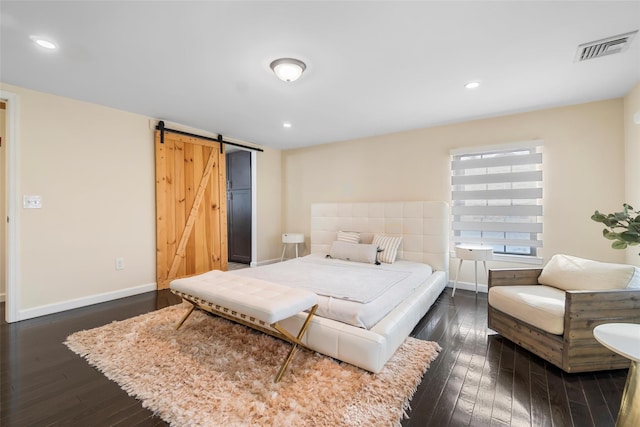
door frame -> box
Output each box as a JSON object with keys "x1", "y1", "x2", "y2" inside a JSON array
[
  {"x1": 250, "y1": 149, "x2": 257, "y2": 267},
  {"x1": 1, "y1": 90, "x2": 20, "y2": 322}
]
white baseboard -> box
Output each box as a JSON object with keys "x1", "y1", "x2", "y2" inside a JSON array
[
  {"x1": 253, "y1": 258, "x2": 281, "y2": 267},
  {"x1": 7, "y1": 279, "x2": 483, "y2": 322},
  {"x1": 447, "y1": 280, "x2": 488, "y2": 294},
  {"x1": 15, "y1": 282, "x2": 157, "y2": 322}
]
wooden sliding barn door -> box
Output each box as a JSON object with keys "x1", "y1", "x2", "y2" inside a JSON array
[{"x1": 155, "y1": 131, "x2": 227, "y2": 289}]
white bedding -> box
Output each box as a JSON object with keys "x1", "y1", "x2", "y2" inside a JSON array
[{"x1": 229, "y1": 253, "x2": 433, "y2": 329}]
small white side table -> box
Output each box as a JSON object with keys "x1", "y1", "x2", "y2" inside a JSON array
[
  {"x1": 593, "y1": 323, "x2": 640, "y2": 427},
  {"x1": 452, "y1": 244, "x2": 493, "y2": 297},
  {"x1": 281, "y1": 233, "x2": 304, "y2": 262}
]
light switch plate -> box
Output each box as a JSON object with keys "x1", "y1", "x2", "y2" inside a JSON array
[{"x1": 23, "y1": 195, "x2": 42, "y2": 209}]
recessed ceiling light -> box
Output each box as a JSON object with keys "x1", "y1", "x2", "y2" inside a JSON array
[
  {"x1": 30, "y1": 36, "x2": 57, "y2": 50},
  {"x1": 465, "y1": 81, "x2": 480, "y2": 89},
  {"x1": 283, "y1": 122, "x2": 292, "y2": 128}
]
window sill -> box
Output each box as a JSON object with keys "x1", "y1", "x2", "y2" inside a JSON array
[{"x1": 492, "y1": 254, "x2": 543, "y2": 265}]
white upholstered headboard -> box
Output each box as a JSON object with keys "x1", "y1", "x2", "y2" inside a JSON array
[{"x1": 310, "y1": 201, "x2": 449, "y2": 273}]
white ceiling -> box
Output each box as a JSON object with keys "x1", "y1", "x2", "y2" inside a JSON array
[{"x1": 1, "y1": 1, "x2": 639, "y2": 150}]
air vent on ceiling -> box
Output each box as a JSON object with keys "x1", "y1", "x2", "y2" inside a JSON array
[{"x1": 575, "y1": 30, "x2": 638, "y2": 62}]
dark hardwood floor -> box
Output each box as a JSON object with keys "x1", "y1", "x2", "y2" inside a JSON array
[
  {"x1": 403, "y1": 290, "x2": 626, "y2": 427},
  {"x1": 1, "y1": 288, "x2": 627, "y2": 426}
]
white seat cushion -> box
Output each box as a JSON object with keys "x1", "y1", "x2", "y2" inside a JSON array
[
  {"x1": 170, "y1": 270, "x2": 318, "y2": 324},
  {"x1": 489, "y1": 285, "x2": 566, "y2": 335},
  {"x1": 538, "y1": 254, "x2": 638, "y2": 291}
]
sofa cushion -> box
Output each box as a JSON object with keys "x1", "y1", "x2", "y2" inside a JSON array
[
  {"x1": 489, "y1": 285, "x2": 566, "y2": 335},
  {"x1": 538, "y1": 254, "x2": 638, "y2": 291}
]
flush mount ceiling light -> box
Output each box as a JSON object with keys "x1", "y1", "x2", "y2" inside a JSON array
[
  {"x1": 464, "y1": 81, "x2": 480, "y2": 89},
  {"x1": 283, "y1": 122, "x2": 292, "y2": 128},
  {"x1": 30, "y1": 35, "x2": 57, "y2": 50},
  {"x1": 270, "y1": 58, "x2": 306, "y2": 82}
]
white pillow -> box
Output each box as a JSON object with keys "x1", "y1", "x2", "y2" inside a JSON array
[
  {"x1": 329, "y1": 241, "x2": 378, "y2": 264},
  {"x1": 628, "y1": 267, "x2": 640, "y2": 289},
  {"x1": 372, "y1": 234, "x2": 402, "y2": 264},
  {"x1": 337, "y1": 231, "x2": 360, "y2": 244},
  {"x1": 538, "y1": 254, "x2": 637, "y2": 291}
]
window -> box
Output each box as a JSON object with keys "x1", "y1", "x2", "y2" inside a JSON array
[{"x1": 451, "y1": 140, "x2": 543, "y2": 262}]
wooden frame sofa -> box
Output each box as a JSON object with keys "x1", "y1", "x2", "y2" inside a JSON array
[{"x1": 488, "y1": 255, "x2": 640, "y2": 373}]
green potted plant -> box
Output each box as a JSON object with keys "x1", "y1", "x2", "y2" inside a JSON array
[{"x1": 591, "y1": 203, "x2": 640, "y2": 254}]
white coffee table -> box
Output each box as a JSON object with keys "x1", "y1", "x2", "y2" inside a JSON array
[
  {"x1": 452, "y1": 244, "x2": 493, "y2": 297},
  {"x1": 593, "y1": 323, "x2": 640, "y2": 427},
  {"x1": 281, "y1": 233, "x2": 304, "y2": 261}
]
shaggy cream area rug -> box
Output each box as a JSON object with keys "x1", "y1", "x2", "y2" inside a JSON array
[{"x1": 65, "y1": 303, "x2": 440, "y2": 427}]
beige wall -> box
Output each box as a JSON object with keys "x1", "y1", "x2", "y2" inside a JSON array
[
  {"x1": 282, "y1": 99, "x2": 627, "y2": 283},
  {"x1": 0, "y1": 82, "x2": 280, "y2": 319},
  {"x1": 2, "y1": 78, "x2": 633, "y2": 316},
  {"x1": 624, "y1": 82, "x2": 640, "y2": 267},
  {"x1": 2, "y1": 83, "x2": 156, "y2": 314},
  {"x1": 256, "y1": 146, "x2": 283, "y2": 263},
  {"x1": 0, "y1": 103, "x2": 6, "y2": 301}
]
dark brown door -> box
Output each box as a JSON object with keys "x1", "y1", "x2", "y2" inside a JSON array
[{"x1": 226, "y1": 150, "x2": 251, "y2": 264}]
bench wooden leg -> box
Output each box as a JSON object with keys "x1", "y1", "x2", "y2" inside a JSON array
[
  {"x1": 172, "y1": 290, "x2": 318, "y2": 383},
  {"x1": 274, "y1": 343, "x2": 300, "y2": 383},
  {"x1": 174, "y1": 302, "x2": 196, "y2": 330},
  {"x1": 272, "y1": 304, "x2": 318, "y2": 383}
]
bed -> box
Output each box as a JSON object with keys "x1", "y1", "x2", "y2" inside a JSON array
[{"x1": 173, "y1": 201, "x2": 449, "y2": 373}]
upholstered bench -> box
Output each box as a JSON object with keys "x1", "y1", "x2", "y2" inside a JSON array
[
  {"x1": 488, "y1": 254, "x2": 640, "y2": 373},
  {"x1": 170, "y1": 270, "x2": 319, "y2": 382}
]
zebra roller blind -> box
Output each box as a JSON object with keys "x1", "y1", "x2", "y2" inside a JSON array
[{"x1": 451, "y1": 140, "x2": 543, "y2": 259}]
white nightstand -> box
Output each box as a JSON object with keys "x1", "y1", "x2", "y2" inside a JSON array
[
  {"x1": 281, "y1": 233, "x2": 304, "y2": 262},
  {"x1": 452, "y1": 244, "x2": 493, "y2": 297}
]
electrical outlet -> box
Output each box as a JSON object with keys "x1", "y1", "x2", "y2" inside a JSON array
[
  {"x1": 115, "y1": 257, "x2": 125, "y2": 270},
  {"x1": 23, "y1": 195, "x2": 42, "y2": 209}
]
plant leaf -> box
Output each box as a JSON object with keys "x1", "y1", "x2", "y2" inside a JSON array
[
  {"x1": 603, "y1": 218, "x2": 620, "y2": 227},
  {"x1": 603, "y1": 230, "x2": 620, "y2": 240},
  {"x1": 593, "y1": 204, "x2": 640, "y2": 255},
  {"x1": 612, "y1": 241, "x2": 628, "y2": 250},
  {"x1": 614, "y1": 212, "x2": 629, "y2": 221}
]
